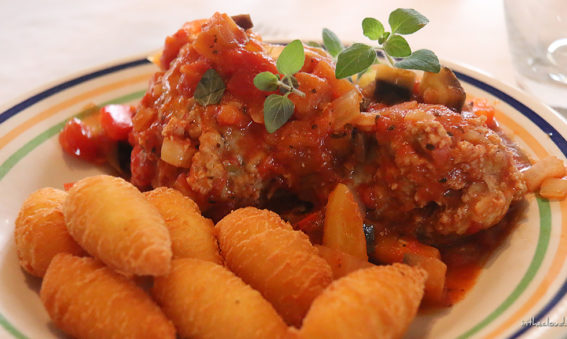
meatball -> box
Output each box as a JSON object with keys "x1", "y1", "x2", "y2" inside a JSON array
[
  {"x1": 361, "y1": 102, "x2": 526, "y2": 238},
  {"x1": 129, "y1": 13, "x2": 527, "y2": 239}
]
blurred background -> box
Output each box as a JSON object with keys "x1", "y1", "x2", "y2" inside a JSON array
[{"x1": 0, "y1": 0, "x2": 562, "y2": 114}]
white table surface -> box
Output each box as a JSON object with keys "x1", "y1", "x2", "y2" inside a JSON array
[
  {"x1": 0, "y1": 0, "x2": 519, "y2": 108},
  {"x1": 1, "y1": 2, "x2": 567, "y2": 338}
]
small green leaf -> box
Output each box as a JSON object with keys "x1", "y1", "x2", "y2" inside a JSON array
[
  {"x1": 322, "y1": 28, "x2": 344, "y2": 57},
  {"x1": 383, "y1": 35, "x2": 411, "y2": 57},
  {"x1": 389, "y1": 8, "x2": 429, "y2": 35},
  {"x1": 378, "y1": 31, "x2": 390, "y2": 45},
  {"x1": 276, "y1": 39, "x2": 305, "y2": 76},
  {"x1": 194, "y1": 69, "x2": 225, "y2": 106},
  {"x1": 254, "y1": 72, "x2": 279, "y2": 91},
  {"x1": 263, "y1": 94, "x2": 295, "y2": 133},
  {"x1": 306, "y1": 41, "x2": 323, "y2": 48},
  {"x1": 335, "y1": 43, "x2": 377, "y2": 79},
  {"x1": 362, "y1": 18, "x2": 384, "y2": 41},
  {"x1": 395, "y1": 49, "x2": 441, "y2": 73}
]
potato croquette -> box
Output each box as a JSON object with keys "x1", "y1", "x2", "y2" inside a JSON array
[
  {"x1": 299, "y1": 264, "x2": 426, "y2": 339},
  {"x1": 40, "y1": 254, "x2": 175, "y2": 339},
  {"x1": 216, "y1": 207, "x2": 333, "y2": 327},
  {"x1": 144, "y1": 188, "x2": 222, "y2": 263},
  {"x1": 14, "y1": 188, "x2": 84, "y2": 277},
  {"x1": 152, "y1": 258, "x2": 289, "y2": 339},
  {"x1": 63, "y1": 175, "x2": 171, "y2": 276}
]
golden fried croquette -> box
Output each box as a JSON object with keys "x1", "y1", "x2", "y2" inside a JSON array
[
  {"x1": 40, "y1": 254, "x2": 175, "y2": 339},
  {"x1": 63, "y1": 175, "x2": 171, "y2": 276},
  {"x1": 14, "y1": 188, "x2": 84, "y2": 277},
  {"x1": 299, "y1": 263, "x2": 426, "y2": 339},
  {"x1": 216, "y1": 207, "x2": 333, "y2": 327},
  {"x1": 144, "y1": 187, "x2": 222, "y2": 263},
  {"x1": 152, "y1": 258, "x2": 289, "y2": 339}
]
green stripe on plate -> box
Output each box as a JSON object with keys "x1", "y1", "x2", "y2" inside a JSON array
[
  {"x1": 0, "y1": 313, "x2": 27, "y2": 339},
  {"x1": 0, "y1": 89, "x2": 145, "y2": 338},
  {"x1": 0, "y1": 90, "x2": 145, "y2": 181},
  {"x1": 457, "y1": 197, "x2": 551, "y2": 338},
  {"x1": 0, "y1": 88, "x2": 554, "y2": 339}
]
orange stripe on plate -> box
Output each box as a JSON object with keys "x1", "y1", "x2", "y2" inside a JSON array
[
  {"x1": 483, "y1": 111, "x2": 567, "y2": 338},
  {"x1": 1, "y1": 82, "x2": 564, "y2": 338},
  {"x1": 484, "y1": 198, "x2": 567, "y2": 339},
  {"x1": 0, "y1": 73, "x2": 152, "y2": 150},
  {"x1": 493, "y1": 110, "x2": 548, "y2": 159}
]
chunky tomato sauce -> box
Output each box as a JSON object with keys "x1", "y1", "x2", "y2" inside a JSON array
[
  {"x1": 59, "y1": 105, "x2": 134, "y2": 168},
  {"x1": 438, "y1": 200, "x2": 526, "y2": 307},
  {"x1": 130, "y1": 13, "x2": 363, "y2": 219},
  {"x1": 130, "y1": 14, "x2": 528, "y2": 305},
  {"x1": 59, "y1": 13, "x2": 532, "y2": 308}
]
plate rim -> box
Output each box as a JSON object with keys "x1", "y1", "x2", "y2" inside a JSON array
[{"x1": 0, "y1": 53, "x2": 566, "y2": 339}]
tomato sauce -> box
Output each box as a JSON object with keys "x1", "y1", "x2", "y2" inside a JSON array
[
  {"x1": 58, "y1": 13, "x2": 533, "y2": 311},
  {"x1": 437, "y1": 200, "x2": 526, "y2": 307},
  {"x1": 59, "y1": 104, "x2": 134, "y2": 173}
]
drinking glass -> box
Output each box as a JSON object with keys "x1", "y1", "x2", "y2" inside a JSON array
[{"x1": 504, "y1": 0, "x2": 567, "y2": 112}]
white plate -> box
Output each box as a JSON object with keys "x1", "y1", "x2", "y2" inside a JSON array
[{"x1": 0, "y1": 56, "x2": 566, "y2": 339}]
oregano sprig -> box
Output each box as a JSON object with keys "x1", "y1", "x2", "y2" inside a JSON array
[
  {"x1": 322, "y1": 28, "x2": 343, "y2": 58},
  {"x1": 254, "y1": 39, "x2": 306, "y2": 133},
  {"x1": 194, "y1": 69, "x2": 226, "y2": 106},
  {"x1": 328, "y1": 8, "x2": 441, "y2": 79}
]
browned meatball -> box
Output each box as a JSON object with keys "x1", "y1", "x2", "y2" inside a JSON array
[
  {"x1": 129, "y1": 13, "x2": 527, "y2": 240},
  {"x1": 359, "y1": 102, "x2": 526, "y2": 238}
]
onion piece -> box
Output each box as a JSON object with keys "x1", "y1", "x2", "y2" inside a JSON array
[
  {"x1": 147, "y1": 50, "x2": 162, "y2": 67},
  {"x1": 330, "y1": 89, "x2": 361, "y2": 130},
  {"x1": 132, "y1": 107, "x2": 156, "y2": 132},
  {"x1": 352, "y1": 112, "x2": 379, "y2": 132},
  {"x1": 540, "y1": 177, "x2": 567, "y2": 200},
  {"x1": 523, "y1": 156, "x2": 566, "y2": 192},
  {"x1": 160, "y1": 137, "x2": 195, "y2": 168}
]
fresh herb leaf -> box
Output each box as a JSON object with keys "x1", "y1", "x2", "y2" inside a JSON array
[
  {"x1": 335, "y1": 43, "x2": 377, "y2": 79},
  {"x1": 254, "y1": 42, "x2": 306, "y2": 133},
  {"x1": 378, "y1": 31, "x2": 390, "y2": 45},
  {"x1": 263, "y1": 94, "x2": 295, "y2": 133},
  {"x1": 362, "y1": 17, "x2": 385, "y2": 41},
  {"x1": 276, "y1": 39, "x2": 305, "y2": 76},
  {"x1": 194, "y1": 69, "x2": 225, "y2": 106},
  {"x1": 331, "y1": 9, "x2": 440, "y2": 74},
  {"x1": 383, "y1": 35, "x2": 411, "y2": 57},
  {"x1": 306, "y1": 41, "x2": 323, "y2": 48},
  {"x1": 254, "y1": 72, "x2": 279, "y2": 92},
  {"x1": 322, "y1": 28, "x2": 344, "y2": 57},
  {"x1": 388, "y1": 8, "x2": 429, "y2": 35},
  {"x1": 395, "y1": 49, "x2": 441, "y2": 72}
]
